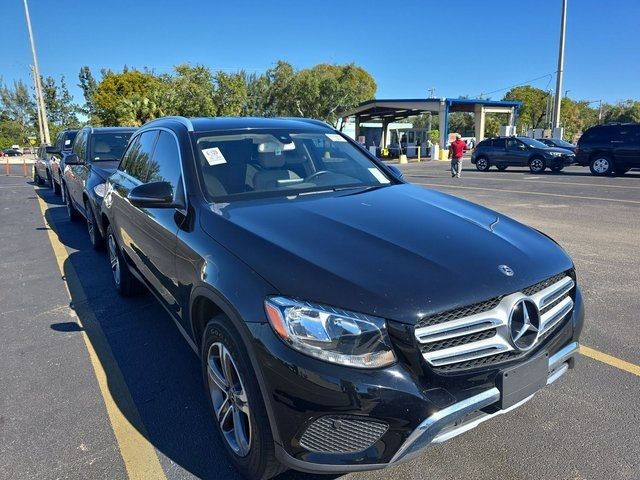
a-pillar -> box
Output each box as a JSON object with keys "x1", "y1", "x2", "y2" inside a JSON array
[
  {"x1": 438, "y1": 100, "x2": 448, "y2": 150},
  {"x1": 474, "y1": 104, "x2": 486, "y2": 143}
]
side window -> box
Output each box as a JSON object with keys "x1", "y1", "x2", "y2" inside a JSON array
[
  {"x1": 146, "y1": 131, "x2": 182, "y2": 194},
  {"x1": 506, "y1": 138, "x2": 518, "y2": 149},
  {"x1": 493, "y1": 138, "x2": 506, "y2": 148},
  {"x1": 120, "y1": 131, "x2": 158, "y2": 182}
]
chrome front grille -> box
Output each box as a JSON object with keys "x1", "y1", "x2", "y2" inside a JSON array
[{"x1": 415, "y1": 273, "x2": 575, "y2": 370}]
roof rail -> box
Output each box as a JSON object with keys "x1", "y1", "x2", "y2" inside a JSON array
[
  {"x1": 280, "y1": 117, "x2": 334, "y2": 129},
  {"x1": 143, "y1": 116, "x2": 194, "y2": 132}
]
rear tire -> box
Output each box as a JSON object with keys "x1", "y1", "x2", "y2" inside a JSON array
[
  {"x1": 475, "y1": 157, "x2": 490, "y2": 172},
  {"x1": 589, "y1": 155, "x2": 613, "y2": 176},
  {"x1": 202, "y1": 316, "x2": 286, "y2": 480},
  {"x1": 529, "y1": 157, "x2": 546, "y2": 173}
]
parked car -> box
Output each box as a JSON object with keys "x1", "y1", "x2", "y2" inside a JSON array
[
  {"x1": 63, "y1": 126, "x2": 135, "y2": 249},
  {"x1": 101, "y1": 116, "x2": 583, "y2": 480},
  {"x1": 575, "y1": 123, "x2": 640, "y2": 176},
  {"x1": 33, "y1": 144, "x2": 51, "y2": 186},
  {"x1": 471, "y1": 136, "x2": 575, "y2": 173},
  {"x1": 538, "y1": 137, "x2": 576, "y2": 153},
  {"x1": 48, "y1": 129, "x2": 78, "y2": 195},
  {"x1": 2, "y1": 148, "x2": 23, "y2": 157}
]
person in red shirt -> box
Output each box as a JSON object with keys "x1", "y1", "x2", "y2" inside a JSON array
[{"x1": 448, "y1": 133, "x2": 468, "y2": 178}]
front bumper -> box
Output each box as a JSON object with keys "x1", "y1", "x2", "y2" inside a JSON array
[{"x1": 251, "y1": 288, "x2": 584, "y2": 474}]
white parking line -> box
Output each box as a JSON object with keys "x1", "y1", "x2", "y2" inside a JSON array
[
  {"x1": 406, "y1": 174, "x2": 640, "y2": 190},
  {"x1": 414, "y1": 182, "x2": 640, "y2": 205}
]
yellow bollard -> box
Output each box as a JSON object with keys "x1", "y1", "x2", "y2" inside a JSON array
[
  {"x1": 417, "y1": 146, "x2": 421, "y2": 162},
  {"x1": 439, "y1": 149, "x2": 449, "y2": 161}
]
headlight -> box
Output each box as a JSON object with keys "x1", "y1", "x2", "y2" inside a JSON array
[
  {"x1": 264, "y1": 297, "x2": 397, "y2": 368},
  {"x1": 547, "y1": 151, "x2": 563, "y2": 157},
  {"x1": 94, "y1": 183, "x2": 106, "y2": 197}
]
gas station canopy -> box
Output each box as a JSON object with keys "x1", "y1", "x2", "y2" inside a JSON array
[{"x1": 339, "y1": 98, "x2": 522, "y2": 149}]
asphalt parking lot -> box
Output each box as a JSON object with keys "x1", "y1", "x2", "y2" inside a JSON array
[{"x1": 1, "y1": 161, "x2": 639, "y2": 480}]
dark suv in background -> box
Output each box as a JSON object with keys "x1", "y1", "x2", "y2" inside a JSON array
[
  {"x1": 575, "y1": 123, "x2": 640, "y2": 175},
  {"x1": 63, "y1": 126, "x2": 135, "y2": 249},
  {"x1": 48, "y1": 129, "x2": 78, "y2": 195},
  {"x1": 101, "y1": 116, "x2": 583, "y2": 479},
  {"x1": 471, "y1": 136, "x2": 575, "y2": 173}
]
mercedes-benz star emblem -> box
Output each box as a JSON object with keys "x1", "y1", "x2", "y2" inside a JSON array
[
  {"x1": 508, "y1": 299, "x2": 541, "y2": 351},
  {"x1": 498, "y1": 265, "x2": 514, "y2": 276}
]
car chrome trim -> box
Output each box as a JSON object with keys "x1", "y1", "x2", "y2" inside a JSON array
[
  {"x1": 416, "y1": 275, "x2": 575, "y2": 367},
  {"x1": 392, "y1": 341, "x2": 579, "y2": 463}
]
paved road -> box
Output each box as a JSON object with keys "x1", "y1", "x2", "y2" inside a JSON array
[{"x1": 0, "y1": 163, "x2": 638, "y2": 480}]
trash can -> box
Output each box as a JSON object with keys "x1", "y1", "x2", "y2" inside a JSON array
[{"x1": 430, "y1": 144, "x2": 439, "y2": 160}]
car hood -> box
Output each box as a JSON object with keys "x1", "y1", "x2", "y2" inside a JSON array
[
  {"x1": 91, "y1": 161, "x2": 120, "y2": 181},
  {"x1": 543, "y1": 147, "x2": 575, "y2": 155},
  {"x1": 201, "y1": 184, "x2": 573, "y2": 325}
]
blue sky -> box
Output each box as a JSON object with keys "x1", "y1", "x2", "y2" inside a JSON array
[{"x1": 4, "y1": 0, "x2": 639, "y2": 105}]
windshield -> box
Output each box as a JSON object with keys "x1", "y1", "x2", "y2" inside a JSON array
[
  {"x1": 551, "y1": 138, "x2": 574, "y2": 148},
  {"x1": 519, "y1": 138, "x2": 550, "y2": 149},
  {"x1": 194, "y1": 129, "x2": 393, "y2": 201},
  {"x1": 89, "y1": 132, "x2": 133, "y2": 162}
]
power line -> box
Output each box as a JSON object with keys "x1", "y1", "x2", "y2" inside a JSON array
[{"x1": 476, "y1": 73, "x2": 554, "y2": 99}]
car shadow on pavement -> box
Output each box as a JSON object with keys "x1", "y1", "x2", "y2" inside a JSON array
[{"x1": 38, "y1": 188, "x2": 338, "y2": 480}]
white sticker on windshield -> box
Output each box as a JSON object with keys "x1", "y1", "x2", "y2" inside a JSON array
[
  {"x1": 325, "y1": 133, "x2": 347, "y2": 142},
  {"x1": 202, "y1": 147, "x2": 227, "y2": 166},
  {"x1": 64, "y1": 139, "x2": 71, "y2": 145},
  {"x1": 368, "y1": 168, "x2": 390, "y2": 184}
]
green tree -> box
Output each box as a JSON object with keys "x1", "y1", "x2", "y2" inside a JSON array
[
  {"x1": 41, "y1": 75, "x2": 81, "y2": 136},
  {"x1": 169, "y1": 64, "x2": 217, "y2": 117},
  {"x1": 93, "y1": 70, "x2": 168, "y2": 126},
  {"x1": 603, "y1": 100, "x2": 640, "y2": 123},
  {"x1": 0, "y1": 79, "x2": 37, "y2": 144},
  {"x1": 504, "y1": 85, "x2": 550, "y2": 130},
  {"x1": 78, "y1": 66, "x2": 98, "y2": 121},
  {"x1": 213, "y1": 71, "x2": 248, "y2": 116}
]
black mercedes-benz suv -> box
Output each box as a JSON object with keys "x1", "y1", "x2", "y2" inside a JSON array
[
  {"x1": 100, "y1": 116, "x2": 583, "y2": 479},
  {"x1": 575, "y1": 123, "x2": 640, "y2": 175},
  {"x1": 471, "y1": 136, "x2": 575, "y2": 173},
  {"x1": 62, "y1": 126, "x2": 135, "y2": 249}
]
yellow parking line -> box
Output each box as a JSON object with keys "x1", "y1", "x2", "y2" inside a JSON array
[
  {"x1": 415, "y1": 182, "x2": 640, "y2": 205},
  {"x1": 580, "y1": 346, "x2": 640, "y2": 377},
  {"x1": 34, "y1": 189, "x2": 166, "y2": 480}
]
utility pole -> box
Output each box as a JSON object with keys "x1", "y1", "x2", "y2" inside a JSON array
[
  {"x1": 23, "y1": 0, "x2": 50, "y2": 144},
  {"x1": 427, "y1": 87, "x2": 436, "y2": 98},
  {"x1": 552, "y1": 0, "x2": 567, "y2": 131},
  {"x1": 30, "y1": 65, "x2": 45, "y2": 144}
]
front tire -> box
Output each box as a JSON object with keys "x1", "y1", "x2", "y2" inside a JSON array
[
  {"x1": 529, "y1": 157, "x2": 546, "y2": 173},
  {"x1": 106, "y1": 225, "x2": 140, "y2": 296},
  {"x1": 475, "y1": 157, "x2": 490, "y2": 172},
  {"x1": 590, "y1": 155, "x2": 613, "y2": 176},
  {"x1": 65, "y1": 185, "x2": 81, "y2": 221},
  {"x1": 202, "y1": 317, "x2": 285, "y2": 480},
  {"x1": 86, "y1": 200, "x2": 104, "y2": 250}
]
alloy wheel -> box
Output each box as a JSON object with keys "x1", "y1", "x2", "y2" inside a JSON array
[
  {"x1": 87, "y1": 206, "x2": 96, "y2": 244},
  {"x1": 476, "y1": 159, "x2": 488, "y2": 171},
  {"x1": 592, "y1": 158, "x2": 610, "y2": 174},
  {"x1": 530, "y1": 158, "x2": 544, "y2": 172},
  {"x1": 107, "y1": 234, "x2": 121, "y2": 286},
  {"x1": 207, "y1": 342, "x2": 252, "y2": 457}
]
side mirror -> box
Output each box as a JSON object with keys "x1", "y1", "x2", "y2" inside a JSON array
[
  {"x1": 46, "y1": 146, "x2": 59, "y2": 154},
  {"x1": 128, "y1": 181, "x2": 176, "y2": 208},
  {"x1": 387, "y1": 165, "x2": 404, "y2": 178},
  {"x1": 64, "y1": 153, "x2": 84, "y2": 165}
]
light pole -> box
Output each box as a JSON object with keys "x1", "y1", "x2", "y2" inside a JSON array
[
  {"x1": 22, "y1": 0, "x2": 50, "y2": 145},
  {"x1": 552, "y1": 0, "x2": 568, "y2": 133}
]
